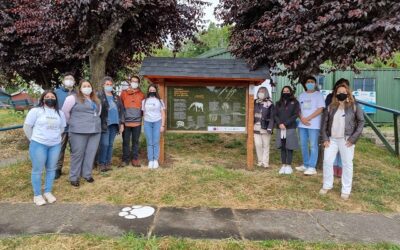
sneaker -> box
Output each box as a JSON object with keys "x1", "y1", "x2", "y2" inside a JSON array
[
  {"x1": 304, "y1": 168, "x2": 317, "y2": 176},
  {"x1": 341, "y1": 193, "x2": 350, "y2": 200},
  {"x1": 131, "y1": 159, "x2": 141, "y2": 167},
  {"x1": 33, "y1": 195, "x2": 46, "y2": 206},
  {"x1": 148, "y1": 160, "x2": 154, "y2": 169},
  {"x1": 279, "y1": 165, "x2": 286, "y2": 175},
  {"x1": 295, "y1": 165, "x2": 307, "y2": 172},
  {"x1": 262, "y1": 163, "x2": 270, "y2": 168},
  {"x1": 105, "y1": 163, "x2": 112, "y2": 171},
  {"x1": 319, "y1": 188, "x2": 330, "y2": 195},
  {"x1": 256, "y1": 162, "x2": 263, "y2": 167},
  {"x1": 43, "y1": 192, "x2": 57, "y2": 204},
  {"x1": 284, "y1": 165, "x2": 293, "y2": 174},
  {"x1": 153, "y1": 160, "x2": 159, "y2": 169},
  {"x1": 84, "y1": 177, "x2": 95, "y2": 183},
  {"x1": 98, "y1": 164, "x2": 107, "y2": 173}
]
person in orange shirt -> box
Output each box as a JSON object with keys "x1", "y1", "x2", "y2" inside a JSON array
[{"x1": 120, "y1": 76, "x2": 145, "y2": 167}]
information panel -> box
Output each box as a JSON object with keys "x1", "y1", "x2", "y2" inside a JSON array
[{"x1": 167, "y1": 86, "x2": 247, "y2": 132}]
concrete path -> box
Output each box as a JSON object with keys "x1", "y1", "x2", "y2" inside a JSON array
[{"x1": 0, "y1": 203, "x2": 399, "y2": 244}]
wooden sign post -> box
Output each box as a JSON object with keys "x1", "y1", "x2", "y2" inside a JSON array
[
  {"x1": 140, "y1": 57, "x2": 270, "y2": 169},
  {"x1": 246, "y1": 84, "x2": 255, "y2": 170}
]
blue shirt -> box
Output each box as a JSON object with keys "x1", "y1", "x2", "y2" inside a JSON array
[{"x1": 106, "y1": 95, "x2": 119, "y2": 125}]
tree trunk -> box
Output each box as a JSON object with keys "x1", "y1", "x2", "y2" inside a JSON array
[{"x1": 89, "y1": 16, "x2": 130, "y2": 89}]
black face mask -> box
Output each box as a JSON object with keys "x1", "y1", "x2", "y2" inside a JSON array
[
  {"x1": 336, "y1": 93, "x2": 348, "y2": 101},
  {"x1": 148, "y1": 92, "x2": 156, "y2": 97},
  {"x1": 282, "y1": 93, "x2": 291, "y2": 100},
  {"x1": 44, "y1": 99, "x2": 57, "y2": 107}
]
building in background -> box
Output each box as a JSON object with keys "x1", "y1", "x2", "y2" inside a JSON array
[{"x1": 197, "y1": 48, "x2": 400, "y2": 123}]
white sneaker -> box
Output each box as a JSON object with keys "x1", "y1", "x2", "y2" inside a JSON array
[
  {"x1": 43, "y1": 192, "x2": 56, "y2": 204},
  {"x1": 148, "y1": 161, "x2": 154, "y2": 169},
  {"x1": 304, "y1": 168, "x2": 317, "y2": 176},
  {"x1": 319, "y1": 188, "x2": 330, "y2": 195},
  {"x1": 341, "y1": 193, "x2": 350, "y2": 200},
  {"x1": 257, "y1": 162, "x2": 263, "y2": 167},
  {"x1": 284, "y1": 165, "x2": 293, "y2": 174},
  {"x1": 295, "y1": 165, "x2": 307, "y2": 172},
  {"x1": 153, "y1": 160, "x2": 159, "y2": 169},
  {"x1": 33, "y1": 195, "x2": 46, "y2": 206},
  {"x1": 279, "y1": 165, "x2": 286, "y2": 174}
]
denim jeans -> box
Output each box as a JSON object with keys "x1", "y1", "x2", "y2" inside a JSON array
[
  {"x1": 97, "y1": 124, "x2": 119, "y2": 165},
  {"x1": 29, "y1": 140, "x2": 61, "y2": 196},
  {"x1": 122, "y1": 125, "x2": 142, "y2": 162},
  {"x1": 299, "y1": 127, "x2": 320, "y2": 169},
  {"x1": 144, "y1": 120, "x2": 162, "y2": 161}
]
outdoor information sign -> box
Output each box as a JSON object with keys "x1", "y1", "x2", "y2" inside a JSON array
[{"x1": 167, "y1": 86, "x2": 247, "y2": 132}]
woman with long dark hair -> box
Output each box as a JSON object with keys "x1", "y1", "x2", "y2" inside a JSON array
[
  {"x1": 23, "y1": 90, "x2": 66, "y2": 205},
  {"x1": 274, "y1": 86, "x2": 300, "y2": 174},
  {"x1": 320, "y1": 83, "x2": 364, "y2": 200},
  {"x1": 97, "y1": 76, "x2": 124, "y2": 172},
  {"x1": 62, "y1": 79, "x2": 102, "y2": 187},
  {"x1": 142, "y1": 84, "x2": 165, "y2": 169}
]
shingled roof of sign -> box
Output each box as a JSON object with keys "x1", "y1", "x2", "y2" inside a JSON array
[{"x1": 139, "y1": 57, "x2": 270, "y2": 80}]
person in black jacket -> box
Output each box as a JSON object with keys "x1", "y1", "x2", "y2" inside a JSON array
[
  {"x1": 97, "y1": 76, "x2": 124, "y2": 172},
  {"x1": 253, "y1": 87, "x2": 274, "y2": 168},
  {"x1": 274, "y1": 86, "x2": 300, "y2": 175},
  {"x1": 325, "y1": 78, "x2": 350, "y2": 177}
]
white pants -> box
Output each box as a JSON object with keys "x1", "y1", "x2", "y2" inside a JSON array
[
  {"x1": 254, "y1": 133, "x2": 271, "y2": 166},
  {"x1": 322, "y1": 138, "x2": 355, "y2": 195}
]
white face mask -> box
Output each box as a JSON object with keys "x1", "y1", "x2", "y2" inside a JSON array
[
  {"x1": 81, "y1": 87, "x2": 92, "y2": 95},
  {"x1": 131, "y1": 82, "x2": 139, "y2": 89},
  {"x1": 121, "y1": 85, "x2": 129, "y2": 91},
  {"x1": 64, "y1": 79, "x2": 75, "y2": 88},
  {"x1": 258, "y1": 92, "x2": 266, "y2": 99}
]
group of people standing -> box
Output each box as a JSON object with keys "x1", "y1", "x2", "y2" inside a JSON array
[
  {"x1": 23, "y1": 73, "x2": 364, "y2": 206},
  {"x1": 253, "y1": 76, "x2": 365, "y2": 200},
  {"x1": 24, "y1": 74, "x2": 165, "y2": 206}
]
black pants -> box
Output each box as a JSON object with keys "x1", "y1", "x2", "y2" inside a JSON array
[
  {"x1": 122, "y1": 125, "x2": 141, "y2": 162},
  {"x1": 56, "y1": 132, "x2": 70, "y2": 171},
  {"x1": 280, "y1": 139, "x2": 293, "y2": 165}
]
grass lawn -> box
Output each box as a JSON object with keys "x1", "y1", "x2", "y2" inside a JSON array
[
  {"x1": 0, "y1": 234, "x2": 399, "y2": 250},
  {"x1": 0, "y1": 131, "x2": 399, "y2": 213},
  {"x1": 0, "y1": 109, "x2": 25, "y2": 127}
]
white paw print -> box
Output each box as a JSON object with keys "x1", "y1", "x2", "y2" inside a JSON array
[{"x1": 118, "y1": 205, "x2": 155, "y2": 219}]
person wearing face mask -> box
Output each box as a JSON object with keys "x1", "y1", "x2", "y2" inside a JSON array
[
  {"x1": 142, "y1": 84, "x2": 166, "y2": 169},
  {"x1": 324, "y1": 78, "x2": 351, "y2": 178},
  {"x1": 274, "y1": 86, "x2": 300, "y2": 175},
  {"x1": 23, "y1": 91, "x2": 66, "y2": 205},
  {"x1": 296, "y1": 76, "x2": 326, "y2": 176},
  {"x1": 253, "y1": 87, "x2": 274, "y2": 168},
  {"x1": 62, "y1": 80, "x2": 102, "y2": 187},
  {"x1": 96, "y1": 77, "x2": 124, "y2": 172},
  {"x1": 120, "y1": 81, "x2": 130, "y2": 93},
  {"x1": 120, "y1": 75, "x2": 145, "y2": 167},
  {"x1": 54, "y1": 73, "x2": 76, "y2": 179},
  {"x1": 320, "y1": 84, "x2": 364, "y2": 200}
]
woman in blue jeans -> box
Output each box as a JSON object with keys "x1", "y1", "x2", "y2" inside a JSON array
[
  {"x1": 97, "y1": 76, "x2": 124, "y2": 172},
  {"x1": 23, "y1": 90, "x2": 66, "y2": 206},
  {"x1": 142, "y1": 84, "x2": 165, "y2": 169}
]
